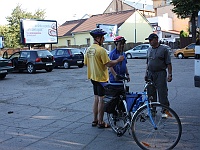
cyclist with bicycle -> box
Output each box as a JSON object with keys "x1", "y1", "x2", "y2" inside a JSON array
[
  {"x1": 84, "y1": 28, "x2": 124, "y2": 128},
  {"x1": 109, "y1": 36, "x2": 130, "y2": 83}
]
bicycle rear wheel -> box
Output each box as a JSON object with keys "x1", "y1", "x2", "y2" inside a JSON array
[
  {"x1": 131, "y1": 103, "x2": 182, "y2": 150},
  {"x1": 107, "y1": 100, "x2": 128, "y2": 135}
]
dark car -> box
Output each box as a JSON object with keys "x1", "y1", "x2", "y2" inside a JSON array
[
  {"x1": 7, "y1": 50, "x2": 55, "y2": 73},
  {"x1": 0, "y1": 56, "x2": 14, "y2": 79},
  {"x1": 50, "y1": 48, "x2": 84, "y2": 69}
]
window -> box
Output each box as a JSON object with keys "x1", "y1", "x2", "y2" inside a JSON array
[
  {"x1": 142, "y1": 45, "x2": 149, "y2": 49},
  {"x1": 67, "y1": 40, "x2": 71, "y2": 46},
  {"x1": 57, "y1": 50, "x2": 64, "y2": 55},
  {"x1": 86, "y1": 38, "x2": 90, "y2": 46},
  {"x1": 134, "y1": 45, "x2": 142, "y2": 50},
  {"x1": 20, "y1": 52, "x2": 29, "y2": 58},
  {"x1": 187, "y1": 44, "x2": 195, "y2": 49}
]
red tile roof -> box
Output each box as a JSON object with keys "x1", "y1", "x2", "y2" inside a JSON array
[
  {"x1": 57, "y1": 19, "x2": 87, "y2": 37},
  {"x1": 57, "y1": 10, "x2": 135, "y2": 37},
  {"x1": 73, "y1": 10, "x2": 135, "y2": 33}
]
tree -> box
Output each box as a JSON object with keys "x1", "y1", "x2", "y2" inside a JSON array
[
  {"x1": 171, "y1": 0, "x2": 200, "y2": 43},
  {"x1": 0, "y1": 4, "x2": 45, "y2": 48},
  {"x1": 0, "y1": 25, "x2": 10, "y2": 48},
  {"x1": 180, "y1": 30, "x2": 188, "y2": 37}
]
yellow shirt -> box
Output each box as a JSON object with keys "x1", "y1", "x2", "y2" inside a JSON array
[{"x1": 84, "y1": 44, "x2": 110, "y2": 82}]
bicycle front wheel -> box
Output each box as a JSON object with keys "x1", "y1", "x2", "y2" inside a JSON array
[{"x1": 131, "y1": 103, "x2": 182, "y2": 150}]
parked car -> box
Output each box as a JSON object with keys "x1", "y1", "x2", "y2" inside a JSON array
[
  {"x1": 125, "y1": 44, "x2": 172, "y2": 59},
  {"x1": 174, "y1": 43, "x2": 195, "y2": 59},
  {"x1": 0, "y1": 56, "x2": 14, "y2": 79},
  {"x1": 5, "y1": 50, "x2": 55, "y2": 73},
  {"x1": 50, "y1": 48, "x2": 84, "y2": 69},
  {"x1": 125, "y1": 44, "x2": 150, "y2": 59},
  {"x1": 80, "y1": 47, "x2": 88, "y2": 54}
]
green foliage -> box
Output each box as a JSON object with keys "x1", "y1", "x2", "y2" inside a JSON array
[
  {"x1": 171, "y1": 0, "x2": 200, "y2": 19},
  {"x1": 0, "y1": 4, "x2": 45, "y2": 48},
  {"x1": 171, "y1": 0, "x2": 200, "y2": 42},
  {"x1": 180, "y1": 30, "x2": 188, "y2": 37}
]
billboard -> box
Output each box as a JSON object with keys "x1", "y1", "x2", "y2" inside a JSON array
[
  {"x1": 97, "y1": 24, "x2": 118, "y2": 42},
  {"x1": 20, "y1": 19, "x2": 58, "y2": 44}
]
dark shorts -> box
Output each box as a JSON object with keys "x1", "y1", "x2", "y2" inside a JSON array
[{"x1": 91, "y1": 80, "x2": 105, "y2": 96}]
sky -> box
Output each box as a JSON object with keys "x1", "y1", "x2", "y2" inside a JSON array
[{"x1": 0, "y1": 0, "x2": 153, "y2": 26}]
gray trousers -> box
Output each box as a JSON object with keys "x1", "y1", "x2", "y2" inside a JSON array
[{"x1": 147, "y1": 70, "x2": 170, "y2": 107}]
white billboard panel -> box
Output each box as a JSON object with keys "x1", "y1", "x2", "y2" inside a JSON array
[
  {"x1": 0, "y1": 36, "x2": 3, "y2": 48},
  {"x1": 21, "y1": 19, "x2": 58, "y2": 44},
  {"x1": 98, "y1": 24, "x2": 118, "y2": 42}
]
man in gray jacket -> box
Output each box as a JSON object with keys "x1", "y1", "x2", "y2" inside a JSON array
[{"x1": 145, "y1": 33, "x2": 172, "y2": 117}]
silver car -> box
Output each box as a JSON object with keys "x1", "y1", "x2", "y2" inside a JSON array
[
  {"x1": 125, "y1": 44, "x2": 172, "y2": 59},
  {"x1": 125, "y1": 44, "x2": 150, "y2": 59}
]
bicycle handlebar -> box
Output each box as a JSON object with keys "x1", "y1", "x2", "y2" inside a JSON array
[{"x1": 116, "y1": 74, "x2": 129, "y2": 81}]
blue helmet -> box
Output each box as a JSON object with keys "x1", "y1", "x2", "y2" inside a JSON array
[{"x1": 90, "y1": 28, "x2": 107, "y2": 38}]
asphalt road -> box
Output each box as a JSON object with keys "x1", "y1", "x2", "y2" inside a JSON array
[{"x1": 0, "y1": 56, "x2": 199, "y2": 150}]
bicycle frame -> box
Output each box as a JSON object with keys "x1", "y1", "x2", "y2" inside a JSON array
[{"x1": 119, "y1": 78, "x2": 159, "y2": 131}]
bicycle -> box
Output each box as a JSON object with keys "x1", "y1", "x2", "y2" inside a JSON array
[{"x1": 104, "y1": 75, "x2": 182, "y2": 150}]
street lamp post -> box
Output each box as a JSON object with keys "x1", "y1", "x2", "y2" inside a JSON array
[{"x1": 134, "y1": 8, "x2": 137, "y2": 43}]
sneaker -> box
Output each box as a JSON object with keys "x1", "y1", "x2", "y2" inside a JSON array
[{"x1": 162, "y1": 110, "x2": 172, "y2": 118}]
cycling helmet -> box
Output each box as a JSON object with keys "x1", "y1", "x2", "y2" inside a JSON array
[
  {"x1": 90, "y1": 28, "x2": 107, "y2": 38},
  {"x1": 114, "y1": 36, "x2": 126, "y2": 45},
  {"x1": 114, "y1": 36, "x2": 126, "y2": 42}
]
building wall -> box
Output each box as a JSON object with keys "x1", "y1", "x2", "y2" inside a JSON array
[
  {"x1": 104, "y1": 0, "x2": 155, "y2": 17},
  {"x1": 73, "y1": 33, "x2": 91, "y2": 46},
  {"x1": 121, "y1": 11, "x2": 153, "y2": 43},
  {"x1": 55, "y1": 12, "x2": 153, "y2": 46},
  {"x1": 147, "y1": 15, "x2": 172, "y2": 31},
  {"x1": 53, "y1": 37, "x2": 74, "y2": 47},
  {"x1": 104, "y1": 0, "x2": 133, "y2": 13},
  {"x1": 156, "y1": 5, "x2": 189, "y2": 32},
  {"x1": 152, "y1": 0, "x2": 168, "y2": 9}
]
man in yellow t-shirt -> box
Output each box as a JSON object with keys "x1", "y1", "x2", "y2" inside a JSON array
[{"x1": 84, "y1": 28, "x2": 124, "y2": 128}]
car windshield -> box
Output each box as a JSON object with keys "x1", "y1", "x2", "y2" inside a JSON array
[{"x1": 37, "y1": 50, "x2": 53, "y2": 57}]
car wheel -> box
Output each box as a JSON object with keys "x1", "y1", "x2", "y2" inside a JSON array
[
  {"x1": 45, "y1": 68, "x2": 53, "y2": 72},
  {"x1": 0, "y1": 74, "x2": 6, "y2": 79},
  {"x1": 78, "y1": 64, "x2": 84, "y2": 68},
  {"x1": 126, "y1": 53, "x2": 132, "y2": 59},
  {"x1": 27, "y1": 63, "x2": 36, "y2": 73},
  {"x1": 63, "y1": 61, "x2": 70, "y2": 69},
  {"x1": 177, "y1": 53, "x2": 184, "y2": 59}
]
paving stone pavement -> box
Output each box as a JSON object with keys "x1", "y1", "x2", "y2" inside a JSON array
[{"x1": 0, "y1": 57, "x2": 199, "y2": 150}]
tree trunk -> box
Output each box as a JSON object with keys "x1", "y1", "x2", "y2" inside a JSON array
[{"x1": 191, "y1": 13, "x2": 196, "y2": 43}]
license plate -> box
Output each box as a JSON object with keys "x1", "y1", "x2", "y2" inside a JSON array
[
  {"x1": 46, "y1": 63, "x2": 52, "y2": 66},
  {"x1": 77, "y1": 61, "x2": 82, "y2": 63},
  {"x1": 0, "y1": 70, "x2": 7, "y2": 73}
]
